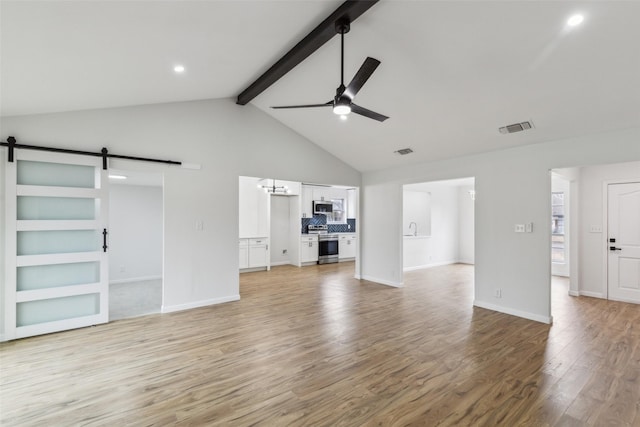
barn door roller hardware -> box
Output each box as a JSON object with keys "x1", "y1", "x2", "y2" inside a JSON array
[{"x1": 1, "y1": 136, "x2": 181, "y2": 170}]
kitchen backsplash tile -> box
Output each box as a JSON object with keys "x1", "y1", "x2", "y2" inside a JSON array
[{"x1": 301, "y1": 216, "x2": 356, "y2": 233}]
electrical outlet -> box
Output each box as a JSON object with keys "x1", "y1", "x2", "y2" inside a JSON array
[
  {"x1": 494, "y1": 289, "x2": 502, "y2": 298},
  {"x1": 526, "y1": 223, "x2": 533, "y2": 233},
  {"x1": 590, "y1": 225, "x2": 602, "y2": 233},
  {"x1": 119, "y1": 266, "x2": 125, "y2": 273}
]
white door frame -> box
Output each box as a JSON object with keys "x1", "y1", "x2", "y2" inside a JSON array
[{"x1": 603, "y1": 178, "x2": 640, "y2": 300}]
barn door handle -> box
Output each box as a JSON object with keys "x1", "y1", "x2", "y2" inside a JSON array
[{"x1": 103, "y1": 228, "x2": 108, "y2": 252}]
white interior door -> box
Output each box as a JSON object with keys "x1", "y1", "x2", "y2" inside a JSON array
[
  {"x1": 608, "y1": 182, "x2": 640, "y2": 303},
  {"x1": 4, "y1": 150, "x2": 109, "y2": 340}
]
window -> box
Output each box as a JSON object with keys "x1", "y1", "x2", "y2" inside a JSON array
[
  {"x1": 551, "y1": 192, "x2": 565, "y2": 263},
  {"x1": 327, "y1": 199, "x2": 346, "y2": 224}
]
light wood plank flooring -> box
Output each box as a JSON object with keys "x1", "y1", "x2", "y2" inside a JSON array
[{"x1": 1, "y1": 263, "x2": 639, "y2": 426}]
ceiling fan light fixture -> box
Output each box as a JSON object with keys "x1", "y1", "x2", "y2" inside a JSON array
[
  {"x1": 333, "y1": 105, "x2": 351, "y2": 115},
  {"x1": 333, "y1": 97, "x2": 351, "y2": 115}
]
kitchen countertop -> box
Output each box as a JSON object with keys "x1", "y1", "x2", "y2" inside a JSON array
[{"x1": 301, "y1": 232, "x2": 356, "y2": 235}]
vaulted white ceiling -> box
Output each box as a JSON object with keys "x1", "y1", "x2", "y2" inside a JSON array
[{"x1": 2, "y1": 1, "x2": 639, "y2": 172}]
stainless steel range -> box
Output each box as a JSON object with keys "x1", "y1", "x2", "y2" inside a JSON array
[
  {"x1": 307, "y1": 224, "x2": 328, "y2": 234},
  {"x1": 307, "y1": 225, "x2": 339, "y2": 264}
]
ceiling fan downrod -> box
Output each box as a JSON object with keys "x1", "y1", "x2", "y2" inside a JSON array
[{"x1": 336, "y1": 18, "x2": 350, "y2": 91}]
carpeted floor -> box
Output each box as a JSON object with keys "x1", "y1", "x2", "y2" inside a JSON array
[{"x1": 109, "y1": 279, "x2": 162, "y2": 320}]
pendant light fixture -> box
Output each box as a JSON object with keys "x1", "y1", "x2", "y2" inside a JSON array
[{"x1": 258, "y1": 179, "x2": 290, "y2": 194}]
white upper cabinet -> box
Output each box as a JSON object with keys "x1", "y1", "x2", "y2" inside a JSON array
[
  {"x1": 347, "y1": 188, "x2": 356, "y2": 219},
  {"x1": 301, "y1": 184, "x2": 314, "y2": 218},
  {"x1": 279, "y1": 180, "x2": 301, "y2": 195},
  {"x1": 239, "y1": 176, "x2": 269, "y2": 238},
  {"x1": 301, "y1": 184, "x2": 353, "y2": 223}
]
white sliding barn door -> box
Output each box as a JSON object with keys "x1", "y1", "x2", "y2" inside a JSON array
[
  {"x1": 4, "y1": 150, "x2": 109, "y2": 340},
  {"x1": 608, "y1": 182, "x2": 640, "y2": 303}
]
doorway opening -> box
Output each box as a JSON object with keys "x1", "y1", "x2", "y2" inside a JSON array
[
  {"x1": 239, "y1": 176, "x2": 359, "y2": 284},
  {"x1": 550, "y1": 161, "x2": 640, "y2": 320},
  {"x1": 108, "y1": 168, "x2": 164, "y2": 320},
  {"x1": 402, "y1": 177, "x2": 475, "y2": 286}
]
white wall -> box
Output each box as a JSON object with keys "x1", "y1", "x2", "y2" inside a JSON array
[
  {"x1": 108, "y1": 184, "x2": 163, "y2": 283},
  {"x1": 402, "y1": 183, "x2": 474, "y2": 271},
  {"x1": 402, "y1": 190, "x2": 431, "y2": 236},
  {"x1": 270, "y1": 195, "x2": 291, "y2": 266},
  {"x1": 458, "y1": 185, "x2": 475, "y2": 264},
  {"x1": 577, "y1": 161, "x2": 640, "y2": 298},
  {"x1": 362, "y1": 127, "x2": 640, "y2": 324},
  {"x1": 0, "y1": 150, "x2": 5, "y2": 337},
  {"x1": 0, "y1": 98, "x2": 360, "y2": 329}
]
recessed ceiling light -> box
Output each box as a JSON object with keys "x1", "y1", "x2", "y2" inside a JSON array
[
  {"x1": 567, "y1": 14, "x2": 584, "y2": 27},
  {"x1": 109, "y1": 174, "x2": 127, "y2": 180},
  {"x1": 173, "y1": 65, "x2": 185, "y2": 73}
]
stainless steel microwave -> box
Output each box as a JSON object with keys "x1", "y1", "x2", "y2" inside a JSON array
[{"x1": 313, "y1": 200, "x2": 333, "y2": 215}]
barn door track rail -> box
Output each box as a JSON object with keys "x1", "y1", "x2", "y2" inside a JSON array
[{"x1": 1, "y1": 136, "x2": 181, "y2": 170}]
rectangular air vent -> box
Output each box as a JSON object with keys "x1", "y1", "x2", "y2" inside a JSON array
[
  {"x1": 394, "y1": 148, "x2": 413, "y2": 155},
  {"x1": 499, "y1": 121, "x2": 533, "y2": 134}
]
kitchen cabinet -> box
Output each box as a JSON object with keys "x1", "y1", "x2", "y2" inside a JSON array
[
  {"x1": 278, "y1": 180, "x2": 301, "y2": 195},
  {"x1": 339, "y1": 234, "x2": 357, "y2": 260},
  {"x1": 239, "y1": 176, "x2": 269, "y2": 238},
  {"x1": 239, "y1": 239, "x2": 249, "y2": 269},
  {"x1": 300, "y1": 235, "x2": 318, "y2": 263},
  {"x1": 301, "y1": 185, "x2": 314, "y2": 218},
  {"x1": 347, "y1": 188, "x2": 356, "y2": 219},
  {"x1": 249, "y1": 238, "x2": 268, "y2": 268},
  {"x1": 239, "y1": 237, "x2": 268, "y2": 270}
]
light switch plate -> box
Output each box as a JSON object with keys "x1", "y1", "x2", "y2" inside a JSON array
[
  {"x1": 515, "y1": 224, "x2": 525, "y2": 233},
  {"x1": 526, "y1": 223, "x2": 533, "y2": 233},
  {"x1": 590, "y1": 225, "x2": 603, "y2": 233}
]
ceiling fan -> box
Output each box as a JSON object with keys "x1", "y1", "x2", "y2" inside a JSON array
[{"x1": 271, "y1": 18, "x2": 389, "y2": 122}]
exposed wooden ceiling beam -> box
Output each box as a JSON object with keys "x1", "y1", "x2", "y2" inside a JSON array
[{"x1": 236, "y1": 0, "x2": 379, "y2": 106}]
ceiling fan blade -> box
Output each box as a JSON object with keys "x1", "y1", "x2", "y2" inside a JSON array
[
  {"x1": 343, "y1": 57, "x2": 381, "y2": 99},
  {"x1": 351, "y1": 103, "x2": 389, "y2": 122},
  {"x1": 271, "y1": 101, "x2": 332, "y2": 109}
]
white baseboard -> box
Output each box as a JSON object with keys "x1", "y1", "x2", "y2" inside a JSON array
[
  {"x1": 162, "y1": 295, "x2": 240, "y2": 314},
  {"x1": 473, "y1": 299, "x2": 552, "y2": 324},
  {"x1": 239, "y1": 267, "x2": 268, "y2": 273},
  {"x1": 457, "y1": 259, "x2": 475, "y2": 265},
  {"x1": 606, "y1": 295, "x2": 639, "y2": 304},
  {"x1": 403, "y1": 260, "x2": 457, "y2": 272},
  {"x1": 568, "y1": 290, "x2": 580, "y2": 297},
  {"x1": 0, "y1": 333, "x2": 5, "y2": 343},
  {"x1": 269, "y1": 261, "x2": 291, "y2": 266},
  {"x1": 361, "y1": 275, "x2": 403, "y2": 288},
  {"x1": 109, "y1": 275, "x2": 162, "y2": 285},
  {"x1": 577, "y1": 290, "x2": 605, "y2": 299}
]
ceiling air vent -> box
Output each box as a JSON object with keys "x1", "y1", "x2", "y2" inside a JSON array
[
  {"x1": 499, "y1": 121, "x2": 533, "y2": 134},
  {"x1": 394, "y1": 148, "x2": 413, "y2": 155}
]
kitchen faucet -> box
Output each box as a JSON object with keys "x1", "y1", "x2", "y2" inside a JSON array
[{"x1": 409, "y1": 222, "x2": 417, "y2": 236}]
